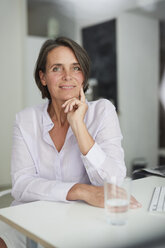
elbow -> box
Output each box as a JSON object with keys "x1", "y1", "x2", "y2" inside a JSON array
[{"x1": 11, "y1": 187, "x2": 23, "y2": 202}]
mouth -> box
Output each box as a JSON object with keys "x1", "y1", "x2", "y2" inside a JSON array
[{"x1": 59, "y1": 85, "x2": 76, "y2": 89}]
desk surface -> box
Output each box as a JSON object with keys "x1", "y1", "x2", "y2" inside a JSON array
[{"x1": 0, "y1": 176, "x2": 165, "y2": 248}]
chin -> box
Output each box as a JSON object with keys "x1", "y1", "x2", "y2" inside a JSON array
[{"x1": 63, "y1": 92, "x2": 79, "y2": 100}]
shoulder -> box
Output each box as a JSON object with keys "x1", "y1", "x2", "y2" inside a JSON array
[
  {"x1": 15, "y1": 102, "x2": 48, "y2": 124},
  {"x1": 87, "y1": 98, "x2": 116, "y2": 115},
  {"x1": 85, "y1": 99, "x2": 118, "y2": 131}
]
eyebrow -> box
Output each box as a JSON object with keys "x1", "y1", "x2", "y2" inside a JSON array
[
  {"x1": 49, "y1": 63, "x2": 62, "y2": 69},
  {"x1": 72, "y1": 63, "x2": 80, "y2": 66}
]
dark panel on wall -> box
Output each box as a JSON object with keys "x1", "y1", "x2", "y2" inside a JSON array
[
  {"x1": 82, "y1": 19, "x2": 117, "y2": 109},
  {"x1": 160, "y1": 21, "x2": 165, "y2": 79},
  {"x1": 159, "y1": 21, "x2": 165, "y2": 149}
]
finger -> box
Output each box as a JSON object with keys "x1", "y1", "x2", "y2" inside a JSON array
[
  {"x1": 80, "y1": 87, "x2": 85, "y2": 102},
  {"x1": 131, "y1": 195, "x2": 142, "y2": 206},
  {"x1": 62, "y1": 99, "x2": 72, "y2": 108},
  {"x1": 64, "y1": 100, "x2": 75, "y2": 113},
  {"x1": 62, "y1": 98, "x2": 79, "y2": 108},
  {"x1": 64, "y1": 99, "x2": 80, "y2": 113},
  {"x1": 69, "y1": 101, "x2": 78, "y2": 111},
  {"x1": 64, "y1": 103, "x2": 70, "y2": 113},
  {"x1": 129, "y1": 195, "x2": 142, "y2": 209}
]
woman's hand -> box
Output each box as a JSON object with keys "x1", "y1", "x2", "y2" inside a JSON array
[
  {"x1": 62, "y1": 87, "x2": 94, "y2": 155},
  {"x1": 67, "y1": 184, "x2": 142, "y2": 209},
  {"x1": 67, "y1": 184, "x2": 105, "y2": 208},
  {"x1": 62, "y1": 87, "x2": 88, "y2": 126}
]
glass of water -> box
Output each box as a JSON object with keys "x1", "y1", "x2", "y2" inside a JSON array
[{"x1": 104, "y1": 177, "x2": 131, "y2": 225}]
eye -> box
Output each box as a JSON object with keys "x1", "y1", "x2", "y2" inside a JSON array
[
  {"x1": 53, "y1": 67, "x2": 61, "y2": 72},
  {"x1": 73, "y1": 66, "x2": 81, "y2": 71}
]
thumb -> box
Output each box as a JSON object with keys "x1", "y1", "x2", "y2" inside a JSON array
[{"x1": 80, "y1": 87, "x2": 85, "y2": 102}]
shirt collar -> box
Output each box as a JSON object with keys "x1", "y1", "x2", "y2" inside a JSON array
[
  {"x1": 42, "y1": 99, "x2": 89, "y2": 137},
  {"x1": 42, "y1": 101, "x2": 54, "y2": 134}
]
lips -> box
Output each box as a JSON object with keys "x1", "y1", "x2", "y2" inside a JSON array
[{"x1": 59, "y1": 85, "x2": 75, "y2": 89}]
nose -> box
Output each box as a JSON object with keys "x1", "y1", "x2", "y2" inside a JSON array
[{"x1": 62, "y1": 68, "x2": 72, "y2": 81}]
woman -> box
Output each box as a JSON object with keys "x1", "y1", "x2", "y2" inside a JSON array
[{"x1": 0, "y1": 37, "x2": 141, "y2": 248}]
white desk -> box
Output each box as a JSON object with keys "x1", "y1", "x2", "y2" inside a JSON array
[{"x1": 0, "y1": 176, "x2": 165, "y2": 248}]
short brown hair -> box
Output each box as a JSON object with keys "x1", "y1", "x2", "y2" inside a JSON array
[{"x1": 34, "y1": 37, "x2": 90, "y2": 100}]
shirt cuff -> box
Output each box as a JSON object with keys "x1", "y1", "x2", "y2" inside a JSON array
[
  {"x1": 81, "y1": 142, "x2": 106, "y2": 171},
  {"x1": 55, "y1": 181, "x2": 77, "y2": 202}
]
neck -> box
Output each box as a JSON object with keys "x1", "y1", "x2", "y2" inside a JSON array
[{"x1": 48, "y1": 99, "x2": 68, "y2": 127}]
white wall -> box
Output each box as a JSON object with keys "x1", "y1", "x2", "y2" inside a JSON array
[
  {"x1": 0, "y1": 0, "x2": 27, "y2": 186},
  {"x1": 25, "y1": 36, "x2": 47, "y2": 107},
  {"x1": 117, "y1": 13, "x2": 159, "y2": 174}
]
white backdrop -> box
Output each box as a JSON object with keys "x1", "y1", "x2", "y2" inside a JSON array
[{"x1": 25, "y1": 36, "x2": 47, "y2": 107}]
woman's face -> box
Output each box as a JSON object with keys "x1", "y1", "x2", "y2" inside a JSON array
[{"x1": 39, "y1": 46, "x2": 84, "y2": 104}]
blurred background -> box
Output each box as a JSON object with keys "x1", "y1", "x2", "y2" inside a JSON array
[{"x1": 0, "y1": 0, "x2": 165, "y2": 188}]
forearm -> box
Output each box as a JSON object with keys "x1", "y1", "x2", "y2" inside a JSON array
[
  {"x1": 66, "y1": 183, "x2": 104, "y2": 208},
  {"x1": 66, "y1": 183, "x2": 89, "y2": 201},
  {"x1": 71, "y1": 121, "x2": 95, "y2": 155},
  {"x1": 12, "y1": 175, "x2": 75, "y2": 203}
]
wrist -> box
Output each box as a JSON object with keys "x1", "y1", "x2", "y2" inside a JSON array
[
  {"x1": 70, "y1": 121, "x2": 95, "y2": 155},
  {"x1": 66, "y1": 183, "x2": 91, "y2": 202},
  {"x1": 70, "y1": 119, "x2": 85, "y2": 133}
]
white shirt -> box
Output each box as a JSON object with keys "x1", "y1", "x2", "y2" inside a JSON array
[{"x1": 11, "y1": 99, "x2": 126, "y2": 205}]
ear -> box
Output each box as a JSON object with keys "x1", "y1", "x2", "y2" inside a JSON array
[{"x1": 39, "y1": 70, "x2": 47, "y2": 86}]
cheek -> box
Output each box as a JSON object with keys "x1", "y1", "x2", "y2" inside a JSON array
[
  {"x1": 74, "y1": 73, "x2": 84, "y2": 85},
  {"x1": 46, "y1": 74, "x2": 59, "y2": 86}
]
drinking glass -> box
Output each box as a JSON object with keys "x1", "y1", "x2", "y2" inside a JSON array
[{"x1": 104, "y1": 177, "x2": 131, "y2": 225}]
